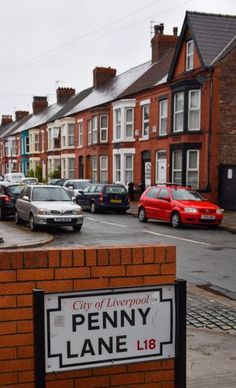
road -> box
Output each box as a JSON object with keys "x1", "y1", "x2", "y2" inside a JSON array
[{"x1": 45, "y1": 212, "x2": 236, "y2": 299}]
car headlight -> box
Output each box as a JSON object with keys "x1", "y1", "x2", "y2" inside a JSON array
[
  {"x1": 184, "y1": 207, "x2": 198, "y2": 213},
  {"x1": 216, "y1": 208, "x2": 224, "y2": 214},
  {"x1": 73, "y1": 208, "x2": 82, "y2": 215},
  {"x1": 36, "y1": 208, "x2": 50, "y2": 215}
]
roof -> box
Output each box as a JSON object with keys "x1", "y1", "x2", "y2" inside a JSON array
[
  {"x1": 65, "y1": 61, "x2": 152, "y2": 116},
  {"x1": 168, "y1": 11, "x2": 236, "y2": 79},
  {"x1": 0, "y1": 114, "x2": 33, "y2": 139}
]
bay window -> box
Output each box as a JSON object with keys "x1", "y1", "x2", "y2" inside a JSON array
[
  {"x1": 100, "y1": 156, "x2": 108, "y2": 183},
  {"x1": 100, "y1": 115, "x2": 108, "y2": 142},
  {"x1": 91, "y1": 156, "x2": 98, "y2": 182},
  {"x1": 115, "y1": 109, "x2": 121, "y2": 140},
  {"x1": 186, "y1": 150, "x2": 199, "y2": 188},
  {"x1": 159, "y1": 99, "x2": 168, "y2": 136},
  {"x1": 188, "y1": 90, "x2": 200, "y2": 130},
  {"x1": 68, "y1": 124, "x2": 75, "y2": 146},
  {"x1": 173, "y1": 92, "x2": 184, "y2": 133},
  {"x1": 172, "y1": 150, "x2": 182, "y2": 185},
  {"x1": 92, "y1": 116, "x2": 98, "y2": 144},
  {"x1": 78, "y1": 121, "x2": 83, "y2": 147},
  {"x1": 125, "y1": 108, "x2": 134, "y2": 139},
  {"x1": 113, "y1": 148, "x2": 135, "y2": 185},
  {"x1": 87, "y1": 119, "x2": 92, "y2": 145},
  {"x1": 113, "y1": 100, "x2": 135, "y2": 142}
]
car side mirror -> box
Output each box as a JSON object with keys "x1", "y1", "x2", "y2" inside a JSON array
[{"x1": 23, "y1": 195, "x2": 30, "y2": 201}]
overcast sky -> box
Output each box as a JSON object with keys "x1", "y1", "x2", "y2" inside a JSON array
[{"x1": 0, "y1": 0, "x2": 235, "y2": 118}]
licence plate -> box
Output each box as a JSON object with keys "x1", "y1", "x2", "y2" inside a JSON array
[
  {"x1": 201, "y1": 215, "x2": 215, "y2": 220},
  {"x1": 54, "y1": 217, "x2": 71, "y2": 222},
  {"x1": 110, "y1": 199, "x2": 122, "y2": 203}
]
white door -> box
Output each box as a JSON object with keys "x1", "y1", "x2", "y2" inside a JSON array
[{"x1": 157, "y1": 159, "x2": 167, "y2": 183}]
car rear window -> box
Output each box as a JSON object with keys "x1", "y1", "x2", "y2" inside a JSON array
[
  {"x1": 171, "y1": 189, "x2": 204, "y2": 201},
  {"x1": 8, "y1": 185, "x2": 25, "y2": 195},
  {"x1": 104, "y1": 186, "x2": 127, "y2": 195}
]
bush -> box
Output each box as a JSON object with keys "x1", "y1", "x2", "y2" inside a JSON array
[{"x1": 35, "y1": 166, "x2": 42, "y2": 182}]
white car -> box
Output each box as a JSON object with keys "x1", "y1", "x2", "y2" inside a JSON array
[
  {"x1": 15, "y1": 185, "x2": 83, "y2": 232},
  {"x1": 63, "y1": 179, "x2": 91, "y2": 197}
]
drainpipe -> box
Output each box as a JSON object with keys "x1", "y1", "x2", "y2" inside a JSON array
[{"x1": 207, "y1": 69, "x2": 214, "y2": 191}]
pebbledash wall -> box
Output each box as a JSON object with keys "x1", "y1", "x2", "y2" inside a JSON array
[{"x1": 0, "y1": 245, "x2": 176, "y2": 388}]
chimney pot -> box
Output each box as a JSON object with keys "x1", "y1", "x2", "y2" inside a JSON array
[
  {"x1": 93, "y1": 67, "x2": 116, "y2": 89},
  {"x1": 151, "y1": 23, "x2": 178, "y2": 63},
  {"x1": 154, "y1": 25, "x2": 159, "y2": 35},
  {"x1": 15, "y1": 111, "x2": 29, "y2": 122},
  {"x1": 1, "y1": 115, "x2": 12, "y2": 126},
  {"x1": 159, "y1": 23, "x2": 164, "y2": 34},
  {"x1": 32, "y1": 96, "x2": 48, "y2": 115},
  {"x1": 56, "y1": 87, "x2": 76, "y2": 105},
  {"x1": 173, "y1": 27, "x2": 178, "y2": 36}
]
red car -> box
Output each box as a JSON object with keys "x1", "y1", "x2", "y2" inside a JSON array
[{"x1": 138, "y1": 185, "x2": 224, "y2": 228}]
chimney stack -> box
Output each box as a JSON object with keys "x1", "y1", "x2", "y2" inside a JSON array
[
  {"x1": 1, "y1": 115, "x2": 12, "y2": 126},
  {"x1": 32, "y1": 96, "x2": 48, "y2": 115},
  {"x1": 56, "y1": 87, "x2": 76, "y2": 105},
  {"x1": 93, "y1": 66, "x2": 116, "y2": 89},
  {"x1": 151, "y1": 24, "x2": 178, "y2": 63},
  {"x1": 15, "y1": 111, "x2": 29, "y2": 122}
]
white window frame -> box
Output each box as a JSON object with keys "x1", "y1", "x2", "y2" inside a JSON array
[
  {"x1": 68, "y1": 124, "x2": 75, "y2": 147},
  {"x1": 91, "y1": 156, "x2": 98, "y2": 182},
  {"x1": 61, "y1": 124, "x2": 66, "y2": 148},
  {"x1": 159, "y1": 99, "x2": 168, "y2": 136},
  {"x1": 141, "y1": 104, "x2": 149, "y2": 139},
  {"x1": 125, "y1": 108, "x2": 134, "y2": 139},
  {"x1": 100, "y1": 115, "x2": 108, "y2": 143},
  {"x1": 61, "y1": 156, "x2": 75, "y2": 179},
  {"x1": 173, "y1": 92, "x2": 184, "y2": 133},
  {"x1": 34, "y1": 134, "x2": 39, "y2": 152},
  {"x1": 172, "y1": 150, "x2": 182, "y2": 185},
  {"x1": 188, "y1": 90, "x2": 201, "y2": 131},
  {"x1": 92, "y1": 116, "x2": 98, "y2": 144},
  {"x1": 112, "y1": 148, "x2": 135, "y2": 185},
  {"x1": 186, "y1": 40, "x2": 194, "y2": 71},
  {"x1": 87, "y1": 119, "x2": 92, "y2": 146},
  {"x1": 186, "y1": 149, "x2": 199, "y2": 189},
  {"x1": 112, "y1": 99, "x2": 136, "y2": 142},
  {"x1": 100, "y1": 156, "x2": 108, "y2": 183},
  {"x1": 78, "y1": 120, "x2": 83, "y2": 147},
  {"x1": 124, "y1": 154, "x2": 134, "y2": 184}
]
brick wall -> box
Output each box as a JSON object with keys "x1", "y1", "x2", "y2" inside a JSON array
[{"x1": 0, "y1": 245, "x2": 176, "y2": 388}]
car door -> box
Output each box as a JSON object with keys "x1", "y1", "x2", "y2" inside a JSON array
[
  {"x1": 143, "y1": 187, "x2": 160, "y2": 219},
  {"x1": 76, "y1": 185, "x2": 93, "y2": 209},
  {"x1": 16, "y1": 186, "x2": 31, "y2": 221},
  {"x1": 156, "y1": 188, "x2": 172, "y2": 220}
]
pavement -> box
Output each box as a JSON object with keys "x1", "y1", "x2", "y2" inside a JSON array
[{"x1": 0, "y1": 206, "x2": 235, "y2": 387}]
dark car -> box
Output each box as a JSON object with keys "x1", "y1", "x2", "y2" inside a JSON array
[
  {"x1": 0, "y1": 182, "x2": 25, "y2": 220},
  {"x1": 138, "y1": 184, "x2": 224, "y2": 228},
  {"x1": 76, "y1": 183, "x2": 130, "y2": 213}
]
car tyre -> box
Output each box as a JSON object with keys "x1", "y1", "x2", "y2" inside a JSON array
[
  {"x1": 0, "y1": 207, "x2": 5, "y2": 221},
  {"x1": 138, "y1": 207, "x2": 147, "y2": 222},
  {"x1": 171, "y1": 212, "x2": 181, "y2": 228},
  {"x1": 90, "y1": 202, "x2": 97, "y2": 214},
  {"x1": 29, "y1": 214, "x2": 37, "y2": 231},
  {"x1": 73, "y1": 225, "x2": 82, "y2": 232},
  {"x1": 15, "y1": 211, "x2": 22, "y2": 225}
]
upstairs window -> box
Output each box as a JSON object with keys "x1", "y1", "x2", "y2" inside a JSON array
[
  {"x1": 100, "y1": 115, "x2": 108, "y2": 142},
  {"x1": 142, "y1": 105, "x2": 149, "y2": 139},
  {"x1": 87, "y1": 119, "x2": 92, "y2": 146},
  {"x1": 35, "y1": 134, "x2": 39, "y2": 151},
  {"x1": 78, "y1": 121, "x2": 83, "y2": 147},
  {"x1": 92, "y1": 116, "x2": 98, "y2": 144},
  {"x1": 68, "y1": 124, "x2": 75, "y2": 146},
  {"x1": 25, "y1": 136, "x2": 30, "y2": 153},
  {"x1": 61, "y1": 124, "x2": 66, "y2": 148},
  {"x1": 186, "y1": 40, "x2": 194, "y2": 71},
  {"x1": 173, "y1": 92, "x2": 184, "y2": 133},
  {"x1": 125, "y1": 108, "x2": 134, "y2": 139},
  {"x1": 188, "y1": 90, "x2": 200, "y2": 131},
  {"x1": 115, "y1": 109, "x2": 121, "y2": 140},
  {"x1": 159, "y1": 99, "x2": 168, "y2": 136},
  {"x1": 113, "y1": 100, "x2": 135, "y2": 142}
]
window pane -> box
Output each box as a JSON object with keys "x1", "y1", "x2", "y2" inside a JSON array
[
  {"x1": 126, "y1": 109, "x2": 132, "y2": 122},
  {"x1": 175, "y1": 93, "x2": 184, "y2": 111},
  {"x1": 101, "y1": 115, "x2": 108, "y2": 128}
]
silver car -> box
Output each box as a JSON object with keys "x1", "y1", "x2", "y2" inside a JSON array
[{"x1": 15, "y1": 185, "x2": 83, "y2": 232}]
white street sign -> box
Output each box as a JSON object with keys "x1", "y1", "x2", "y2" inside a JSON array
[{"x1": 44, "y1": 285, "x2": 176, "y2": 372}]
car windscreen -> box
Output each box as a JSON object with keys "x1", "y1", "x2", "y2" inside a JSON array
[
  {"x1": 171, "y1": 189, "x2": 205, "y2": 201},
  {"x1": 32, "y1": 187, "x2": 71, "y2": 201},
  {"x1": 73, "y1": 181, "x2": 90, "y2": 189},
  {"x1": 104, "y1": 186, "x2": 127, "y2": 195},
  {"x1": 8, "y1": 185, "x2": 25, "y2": 196}
]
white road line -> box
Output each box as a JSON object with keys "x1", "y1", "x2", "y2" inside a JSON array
[
  {"x1": 86, "y1": 216, "x2": 127, "y2": 228},
  {"x1": 144, "y1": 230, "x2": 211, "y2": 246}
]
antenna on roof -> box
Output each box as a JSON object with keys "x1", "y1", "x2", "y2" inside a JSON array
[{"x1": 55, "y1": 80, "x2": 61, "y2": 88}]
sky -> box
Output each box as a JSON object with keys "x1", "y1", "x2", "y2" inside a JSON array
[{"x1": 0, "y1": 0, "x2": 235, "y2": 118}]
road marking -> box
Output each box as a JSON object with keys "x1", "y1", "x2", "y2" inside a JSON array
[
  {"x1": 144, "y1": 230, "x2": 211, "y2": 246},
  {"x1": 86, "y1": 216, "x2": 127, "y2": 228}
]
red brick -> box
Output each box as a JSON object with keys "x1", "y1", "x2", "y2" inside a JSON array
[
  {"x1": 110, "y1": 372, "x2": 145, "y2": 386},
  {"x1": 47, "y1": 380, "x2": 74, "y2": 388},
  {"x1": 61, "y1": 249, "x2": 73, "y2": 267},
  {"x1": 48, "y1": 249, "x2": 60, "y2": 267},
  {"x1": 144, "y1": 275, "x2": 175, "y2": 285},
  {"x1": 17, "y1": 294, "x2": 32, "y2": 307},
  {"x1": 0, "y1": 270, "x2": 16, "y2": 282},
  {"x1": 23, "y1": 250, "x2": 47, "y2": 268},
  {"x1": 92, "y1": 266, "x2": 125, "y2": 278},
  {"x1": 74, "y1": 375, "x2": 110, "y2": 387},
  {"x1": 55, "y1": 267, "x2": 90, "y2": 279},
  {"x1": 18, "y1": 345, "x2": 33, "y2": 358},
  {"x1": 98, "y1": 249, "x2": 109, "y2": 265},
  {"x1": 73, "y1": 249, "x2": 85, "y2": 266},
  {"x1": 18, "y1": 370, "x2": 34, "y2": 383},
  {"x1": 143, "y1": 246, "x2": 155, "y2": 263},
  {"x1": 74, "y1": 278, "x2": 109, "y2": 290},
  {"x1": 154, "y1": 246, "x2": 166, "y2": 263},
  {"x1": 121, "y1": 247, "x2": 132, "y2": 264},
  {"x1": 132, "y1": 247, "x2": 144, "y2": 264},
  {"x1": 0, "y1": 321, "x2": 17, "y2": 335},
  {"x1": 110, "y1": 277, "x2": 144, "y2": 288},
  {"x1": 0, "y1": 281, "x2": 36, "y2": 295},
  {"x1": 0, "y1": 347, "x2": 17, "y2": 360},
  {"x1": 0, "y1": 295, "x2": 16, "y2": 308},
  {"x1": 0, "y1": 333, "x2": 33, "y2": 347},
  {"x1": 0, "y1": 307, "x2": 32, "y2": 322},
  {"x1": 127, "y1": 264, "x2": 160, "y2": 276},
  {"x1": 145, "y1": 369, "x2": 174, "y2": 382},
  {"x1": 166, "y1": 246, "x2": 176, "y2": 263},
  {"x1": 0, "y1": 251, "x2": 23, "y2": 269},
  {"x1": 92, "y1": 365, "x2": 127, "y2": 375},
  {"x1": 17, "y1": 268, "x2": 53, "y2": 281},
  {"x1": 161, "y1": 263, "x2": 176, "y2": 275},
  {"x1": 0, "y1": 372, "x2": 17, "y2": 385},
  {"x1": 86, "y1": 249, "x2": 97, "y2": 266},
  {"x1": 37, "y1": 280, "x2": 73, "y2": 292},
  {"x1": 109, "y1": 248, "x2": 121, "y2": 265},
  {"x1": 128, "y1": 360, "x2": 162, "y2": 371},
  {"x1": 17, "y1": 320, "x2": 33, "y2": 333},
  {"x1": 0, "y1": 357, "x2": 33, "y2": 372}
]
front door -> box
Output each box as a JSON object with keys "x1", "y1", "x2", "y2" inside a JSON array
[{"x1": 218, "y1": 165, "x2": 236, "y2": 210}]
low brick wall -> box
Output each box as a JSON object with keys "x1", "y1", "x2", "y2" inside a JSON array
[{"x1": 0, "y1": 244, "x2": 176, "y2": 387}]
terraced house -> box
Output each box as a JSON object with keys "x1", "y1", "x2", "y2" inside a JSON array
[{"x1": 0, "y1": 11, "x2": 235, "y2": 209}]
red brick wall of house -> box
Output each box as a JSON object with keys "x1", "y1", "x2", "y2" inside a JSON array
[{"x1": 0, "y1": 245, "x2": 176, "y2": 388}]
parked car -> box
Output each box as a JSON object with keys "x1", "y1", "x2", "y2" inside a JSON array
[
  {"x1": 4, "y1": 172, "x2": 25, "y2": 183},
  {"x1": 0, "y1": 182, "x2": 25, "y2": 220},
  {"x1": 48, "y1": 178, "x2": 68, "y2": 186},
  {"x1": 63, "y1": 179, "x2": 91, "y2": 197},
  {"x1": 22, "y1": 177, "x2": 38, "y2": 185},
  {"x1": 138, "y1": 184, "x2": 224, "y2": 228},
  {"x1": 15, "y1": 185, "x2": 83, "y2": 231},
  {"x1": 76, "y1": 183, "x2": 130, "y2": 213}
]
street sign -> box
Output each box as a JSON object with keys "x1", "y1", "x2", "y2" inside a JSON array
[{"x1": 44, "y1": 285, "x2": 176, "y2": 372}]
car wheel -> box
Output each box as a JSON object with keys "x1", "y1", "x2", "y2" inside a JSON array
[
  {"x1": 171, "y1": 212, "x2": 181, "y2": 228},
  {"x1": 15, "y1": 211, "x2": 22, "y2": 225},
  {"x1": 29, "y1": 214, "x2": 37, "y2": 231},
  {"x1": 73, "y1": 225, "x2": 82, "y2": 232},
  {"x1": 0, "y1": 207, "x2": 5, "y2": 221},
  {"x1": 90, "y1": 202, "x2": 97, "y2": 214},
  {"x1": 138, "y1": 207, "x2": 147, "y2": 222}
]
